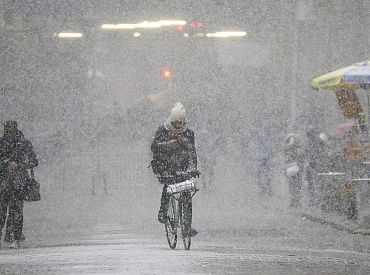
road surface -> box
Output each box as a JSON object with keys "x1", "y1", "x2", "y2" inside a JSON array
[{"x1": 1, "y1": 220, "x2": 370, "y2": 274}]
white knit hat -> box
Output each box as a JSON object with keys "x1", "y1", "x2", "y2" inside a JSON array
[{"x1": 170, "y1": 102, "x2": 186, "y2": 122}]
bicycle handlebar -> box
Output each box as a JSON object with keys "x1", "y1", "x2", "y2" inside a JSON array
[
  {"x1": 176, "y1": 170, "x2": 201, "y2": 178},
  {"x1": 157, "y1": 170, "x2": 201, "y2": 180}
]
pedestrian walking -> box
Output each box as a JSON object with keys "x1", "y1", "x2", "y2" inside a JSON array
[
  {"x1": 283, "y1": 133, "x2": 304, "y2": 207},
  {"x1": 0, "y1": 120, "x2": 38, "y2": 248},
  {"x1": 305, "y1": 128, "x2": 330, "y2": 206}
]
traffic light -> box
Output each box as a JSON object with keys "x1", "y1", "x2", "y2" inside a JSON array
[
  {"x1": 163, "y1": 68, "x2": 173, "y2": 79},
  {"x1": 189, "y1": 21, "x2": 203, "y2": 30}
]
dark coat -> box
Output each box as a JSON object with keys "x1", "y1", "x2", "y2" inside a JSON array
[
  {"x1": 151, "y1": 124, "x2": 197, "y2": 175},
  {"x1": 305, "y1": 138, "x2": 329, "y2": 171},
  {"x1": 283, "y1": 134, "x2": 304, "y2": 169},
  {"x1": 0, "y1": 131, "x2": 38, "y2": 193}
]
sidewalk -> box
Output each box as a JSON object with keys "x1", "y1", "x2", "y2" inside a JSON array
[{"x1": 300, "y1": 206, "x2": 370, "y2": 236}]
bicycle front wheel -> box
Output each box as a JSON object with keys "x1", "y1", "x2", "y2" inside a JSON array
[
  {"x1": 165, "y1": 197, "x2": 177, "y2": 249},
  {"x1": 179, "y1": 203, "x2": 191, "y2": 250}
]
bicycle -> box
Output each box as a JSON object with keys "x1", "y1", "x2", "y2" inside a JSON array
[{"x1": 158, "y1": 170, "x2": 200, "y2": 250}]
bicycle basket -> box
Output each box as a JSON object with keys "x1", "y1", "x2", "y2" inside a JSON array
[{"x1": 167, "y1": 180, "x2": 197, "y2": 195}]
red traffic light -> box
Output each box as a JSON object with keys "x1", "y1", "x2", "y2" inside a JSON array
[{"x1": 189, "y1": 21, "x2": 203, "y2": 30}]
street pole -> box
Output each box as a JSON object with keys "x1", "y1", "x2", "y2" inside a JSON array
[
  {"x1": 367, "y1": 92, "x2": 369, "y2": 136},
  {"x1": 288, "y1": 4, "x2": 300, "y2": 132}
]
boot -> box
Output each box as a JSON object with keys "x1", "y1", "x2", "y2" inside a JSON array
[
  {"x1": 9, "y1": 240, "x2": 20, "y2": 249},
  {"x1": 183, "y1": 228, "x2": 198, "y2": 237},
  {"x1": 4, "y1": 232, "x2": 13, "y2": 243}
]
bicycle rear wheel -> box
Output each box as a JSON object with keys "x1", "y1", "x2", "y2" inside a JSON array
[
  {"x1": 165, "y1": 197, "x2": 177, "y2": 249},
  {"x1": 179, "y1": 203, "x2": 191, "y2": 250}
]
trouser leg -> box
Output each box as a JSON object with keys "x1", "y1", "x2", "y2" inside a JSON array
[
  {"x1": 308, "y1": 168, "x2": 321, "y2": 205},
  {"x1": 8, "y1": 198, "x2": 23, "y2": 241},
  {"x1": 347, "y1": 200, "x2": 358, "y2": 220},
  {"x1": 5, "y1": 207, "x2": 13, "y2": 242},
  {"x1": 306, "y1": 167, "x2": 314, "y2": 201},
  {"x1": 182, "y1": 191, "x2": 192, "y2": 231},
  {"x1": 289, "y1": 175, "x2": 302, "y2": 207},
  {"x1": 158, "y1": 185, "x2": 170, "y2": 222},
  {"x1": 0, "y1": 193, "x2": 9, "y2": 238},
  {"x1": 345, "y1": 183, "x2": 358, "y2": 220}
]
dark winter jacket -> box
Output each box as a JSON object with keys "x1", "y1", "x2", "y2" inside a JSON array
[
  {"x1": 305, "y1": 137, "x2": 329, "y2": 171},
  {"x1": 151, "y1": 124, "x2": 197, "y2": 175},
  {"x1": 283, "y1": 134, "x2": 304, "y2": 168},
  {"x1": 0, "y1": 131, "x2": 38, "y2": 192}
]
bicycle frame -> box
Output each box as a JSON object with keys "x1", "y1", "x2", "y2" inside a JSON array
[
  {"x1": 170, "y1": 195, "x2": 180, "y2": 227},
  {"x1": 160, "y1": 171, "x2": 200, "y2": 250},
  {"x1": 167, "y1": 188, "x2": 198, "y2": 229}
]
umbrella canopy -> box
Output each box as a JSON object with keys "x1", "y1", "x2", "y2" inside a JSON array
[{"x1": 312, "y1": 60, "x2": 370, "y2": 91}]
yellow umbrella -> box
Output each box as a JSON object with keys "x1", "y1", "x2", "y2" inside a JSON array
[{"x1": 312, "y1": 60, "x2": 370, "y2": 91}]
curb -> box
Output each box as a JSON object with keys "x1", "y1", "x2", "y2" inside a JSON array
[{"x1": 301, "y1": 212, "x2": 370, "y2": 236}]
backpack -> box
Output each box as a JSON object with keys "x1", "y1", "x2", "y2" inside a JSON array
[{"x1": 150, "y1": 157, "x2": 167, "y2": 175}]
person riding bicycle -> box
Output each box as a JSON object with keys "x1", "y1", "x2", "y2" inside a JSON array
[{"x1": 151, "y1": 102, "x2": 198, "y2": 237}]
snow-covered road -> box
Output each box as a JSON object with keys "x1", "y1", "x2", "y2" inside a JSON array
[{"x1": 1, "y1": 223, "x2": 369, "y2": 274}]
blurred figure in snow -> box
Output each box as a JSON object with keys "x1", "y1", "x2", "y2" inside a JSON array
[
  {"x1": 305, "y1": 128, "x2": 330, "y2": 206},
  {"x1": 283, "y1": 133, "x2": 304, "y2": 207},
  {"x1": 0, "y1": 121, "x2": 38, "y2": 248},
  {"x1": 256, "y1": 134, "x2": 274, "y2": 197}
]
